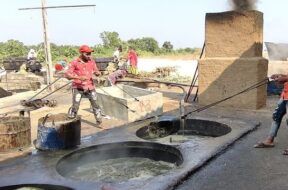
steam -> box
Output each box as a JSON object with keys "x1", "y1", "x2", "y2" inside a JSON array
[
  {"x1": 265, "y1": 42, "x2": 288, "y2": 61},
  {"x1": 230, "y1": 0, "x2": 258, "y2": 10}
]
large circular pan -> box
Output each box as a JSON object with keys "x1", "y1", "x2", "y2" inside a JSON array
[
  {"x1": 0, "y1": 184, "x2": 74, "y2": 190},
  {"x1": 56, "y1": 141, "x2": 183, "y2": 182},
  {"x1": 180, "y1": 119, "x2": 232, "y2": 137},
  {"x1": 136, "y1": 115, "x2": 180, "y2": 140}
]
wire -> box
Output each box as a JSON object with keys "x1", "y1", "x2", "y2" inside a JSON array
[{"x1": 182, "y1": 78, "x2": 269, "y2": 118}]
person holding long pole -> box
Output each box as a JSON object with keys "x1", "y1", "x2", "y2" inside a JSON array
[{"x1": 65, "y1": 45, "x2": 103, "y2": 124}]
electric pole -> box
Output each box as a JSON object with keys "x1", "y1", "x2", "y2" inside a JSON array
[
  {"x1": 41, "y1": 0, "x2": 53, "y2": 90},
  {"x1": 19, "y1": 1, "x2": 96, "y2": 91}
]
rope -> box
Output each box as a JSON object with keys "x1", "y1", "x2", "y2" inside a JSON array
[{"x1": 182, "y1": 78, "x2": 269, "y2": 118}]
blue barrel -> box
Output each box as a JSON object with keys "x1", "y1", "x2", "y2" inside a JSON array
[{"x1": 36, "y1": 113, "x2": 81, "y2": 150}]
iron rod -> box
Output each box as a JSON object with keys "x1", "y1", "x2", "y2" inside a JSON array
[
  {"x1": 182, "y1": 78, "x2": 269, "y2": 118},
  {"x1": 28, "y1": 77, "x2": 62, "y2": 101},
  {"x1": 185, "y1": 42, "x2": 205, "y2": 102},
  {"x1": 40, "y1": 81, "x2": 72, "y2": 100}
]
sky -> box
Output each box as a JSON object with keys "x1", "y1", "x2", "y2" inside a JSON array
[{"x1": 0, "y1": 0, "x2": 288, "y2": 49}]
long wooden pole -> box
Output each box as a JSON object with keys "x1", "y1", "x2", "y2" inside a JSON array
[
  {"x1": 41, "y1": 0, "x2": 54, "y2": 90},
  {"x1": 19, "y1": 2, "x2": 95, "y2": 91}
]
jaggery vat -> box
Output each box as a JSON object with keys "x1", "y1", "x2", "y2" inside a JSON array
[
  {"x1": 0, "y1": 116, "x2": 31, "y2": 151},
  {"x1": 97, "y1": 85, "x2": 163, "y2": 122},
  {"x1": 36, "y1": 113, "x2": 81, "y2": 150},
  {"x1": 199, "y1": 10, "x2": 268, "y2": 109}
]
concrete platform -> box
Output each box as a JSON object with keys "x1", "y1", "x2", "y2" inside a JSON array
[
  {"x1": 0, "y1": 109, "x2": 258, "y2": 190},
  {"x1": 0, "y1": 84, "x2": 275, "y2": 190}
]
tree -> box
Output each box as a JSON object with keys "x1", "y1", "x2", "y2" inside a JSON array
[
  {"x1": 176, "y1": 47, "x2": 196, "y2": 54},
  {"x1": 141, "y1": 37, "x2": 159, "y2": 53},
  {"x1": 2, "y1": 40, "x2": 27, "y2": 58},
  {"x1": 162, "y1": 41, "x2": 173, "y2": 52},
  {"x1": 62, "y1": 46, "x2": 78, "y2": 58},
  {"x1": 99, "y1": 31, "x2": 122, "y2": 48},
  {"x1": 128, "y1": 37, "x2": 159, "y2": 53}
]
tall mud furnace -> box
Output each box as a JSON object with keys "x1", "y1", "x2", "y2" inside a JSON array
[{"x1": 198, "y1": 11, "x2": 268, "y2": 109}]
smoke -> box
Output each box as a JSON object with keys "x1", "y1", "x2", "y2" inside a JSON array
[{"x1": 230, "y1": 0, "x2": 258, "y2": 10}]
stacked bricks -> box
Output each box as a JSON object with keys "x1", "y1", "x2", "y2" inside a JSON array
[{"x1": 199, "y1": 10, "x2": 268, "y2": 109}]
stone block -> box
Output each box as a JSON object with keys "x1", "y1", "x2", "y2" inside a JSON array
[
  {"x1": 0, "y1": 73, "x2": 42, "y2": 91},
  {"x1": 198, "y1": 57, "x2": 268, "y2": 109},
  {"x1": 6, "y1": 73, "x2": 27, "y2": 80},
  {"x1": 205, "y1": 10, "x2": 263, "y2": 58},
  {"x1": 96, "y1": 85, "x2": 163, "y2": 122}
]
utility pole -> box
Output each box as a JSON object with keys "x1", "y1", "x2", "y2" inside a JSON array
[
  {"x1": 41, "y1": 0, "x2": 53, "y2": 90},
  {"x1": 19, "y1": 2, "x2": 96, "y2": 91}
]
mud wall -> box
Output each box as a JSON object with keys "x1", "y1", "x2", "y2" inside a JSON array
[{"x1": 199, "y1": 10, "x2": 268, "y2": 109}]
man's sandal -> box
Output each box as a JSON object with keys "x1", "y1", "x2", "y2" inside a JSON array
[
  {"x1": 253, "y1": 142, "x2": 275, "y2": 148},
  {"x1": 282, "y1": 149, "x2": 288, "y2": 155}
]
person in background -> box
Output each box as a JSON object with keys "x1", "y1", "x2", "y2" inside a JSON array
[
  {"x1": 254, "y1": 73, "x2": 288, "y2": 155},
  {"x1": 55, "y1": 59, "x2": 68, "y2": 73},
  {"x1": 0, "y1": 66, "x2": 6, "y2": 77},
  {"x1": 65, "y1": 45, "x2": 103, "y2": 124},
  {"x1": 105, "y1": 45, "x2": 128, "y2": 86},
  {"x1": 27, "y1": 49, "x2": 37, "y2": 60},
  {"x1": 26, "y1": 48, "x2": 42, "y2": 73},
  {"x1": 113, "y1": 45, "x2": 123, "y2": 64},
  {"x1": 127, "y1": 47, "x2": 138, "y2": 75},
  {"x1": 106, "y1": 60, "x2": 129, "y2": 86}
]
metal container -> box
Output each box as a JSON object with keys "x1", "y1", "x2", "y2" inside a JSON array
[
  {"x1": 36, "y1": 113, "x2": 81, "y2": 150},
  {"x1": 95, "y1": 57, "x2": 114, "y2": 71},
  {"x1": 0, "y1": 116, "x2": 31, "y2": 152},
  {"x1": 97, "y1": 85, "x2": 163, "y2": 122}
]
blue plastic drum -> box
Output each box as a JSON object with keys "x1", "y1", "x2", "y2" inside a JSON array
[{"x1": 35, "y1": 113, "x2": 81, "y2": 150}]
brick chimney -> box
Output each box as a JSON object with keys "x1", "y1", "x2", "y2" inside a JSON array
[{"x1": 198, "y1": 10, "x2": 268, "y2": 109}]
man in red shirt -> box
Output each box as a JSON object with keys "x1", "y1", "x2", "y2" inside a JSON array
[
  {"x1": 254, "y1": 74, "x2": 288, "y2": 154},
  {"x1": 65, "y1": 45, "x2": 103, "y2": 124}
]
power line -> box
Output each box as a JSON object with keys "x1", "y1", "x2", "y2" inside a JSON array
[
  {"x1": 19, "y1": 4, "x2": 96, "y2": 11},
  {"x1": 18, "y1": 1, "x2": 96, "y2": 91}
]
